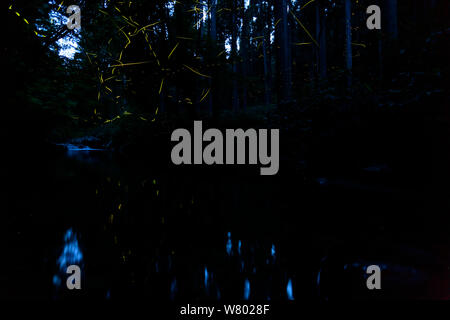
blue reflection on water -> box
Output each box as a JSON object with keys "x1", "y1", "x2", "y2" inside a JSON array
[
  {"x1": 243, "y1": 278, "x2": 250, "y2": 300},
  {"x1": 316, "y1": 270, "x2": 321, "y2": 286},
  {"x1": 53, "y1": 228, "x2": 83, "y2": 289},
  {"x1": 57, "y1": 228, "x2": 83, "y2": 272},
  {"x1": 62, "y1": 144, "x2": 103, "y2": 151},
  {"x1": 226, "y1": 232, "x2": 232, "y2": 256},
  {"x1": 287, "y1": 278, "x2": 294, "y2": 300},
  {"x1": 52, "y1": 275, "x2": 61, "y2": 287},
  {"x1": 57, "y1": 143, "x2": 106, "y2": 164},
  {"x1": 204, "y1": 267, "x2": 209, "y2": 287},
  {"x1": 170, "y1": 277, "x2": 177, "y2": 300}
]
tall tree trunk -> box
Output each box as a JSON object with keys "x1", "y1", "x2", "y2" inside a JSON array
[
  {"x1": 175, "y1": 3, "x2": 185, "y2": 115},
  {"x1": 384, "y1": 0, "x2": 399, "y2": 80},
  {"x1": 386, "y1": 0, "x2": 398, "y2": 40},
  {"x1": 263, "y1": 37, "x2": 271, "y2": 105},
  {"x1": 231, "y1": 0, "x2": 239, "y2": 112},
  {"x1": 275, "y1": 0, "x2": 292, "y2": 105},
  {"x1": 196, "y1": 11, "x2": 204, "y2": 116},
  {"x1": 260, "y1": 0, "x2": 272, "y2": 105},
  {"x1": 282, "y1": 0, "x2": 291, "y2": 102},
  {"x1": 208, "y1": 0, "x2": 217, "y2": 117},
  {"x1": 241, "y1": 0, "x2": 249, "y2": 110},
  {"x1": 314, "y1": 3, "x2": 320, "y2": 81},
  {"x1": 344, "y1": 0, "x2": 352, "y2": 90},
  {"x1": 159, "y1": 17, "x2": 169, "y2": 114},
  {"x1": 316, "y1": 2, "x2": 327, "y2": 81},
  {"x1": 267, "y1": 4, "x2": 274, "y2": 103},
  {"x1": 210, "y1": 0, "x2": 217, "y2": 41}
]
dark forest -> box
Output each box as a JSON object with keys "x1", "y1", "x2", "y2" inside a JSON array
[{"x1": 2, "y1": 0, "x2": 450, "y2": 307}]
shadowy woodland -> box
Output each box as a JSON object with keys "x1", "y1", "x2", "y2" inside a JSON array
[
  {"x1": 2, "y1": 0, "x2": 450, "y2": 301},
  {"x1": 5, "y1": 1, "x2": 448, "y2": 151}
]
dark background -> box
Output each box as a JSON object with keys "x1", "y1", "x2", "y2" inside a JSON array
[{"x1": 1, "y1": 0, "x2": 449, "y2": 302}]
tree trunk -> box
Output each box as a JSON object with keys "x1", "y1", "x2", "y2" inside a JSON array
[
  {"x1": 386, "y1": 0, "x2": 398, "y2": 40},
  {"x1": 241, "y1": 0, "x2": 249, "y2": 110},
  {"x1": 260, "y1": 0, "x2": 272, "y2": 105},
  {"x1": 159, "y1": 17, "x2": 168, "y2": 114},
  {"x1": 210, "y1": 0, "x2": 217, "y2": 41},
  {"x1": 316, "y1": 2, "x2": 327, "y2": 81},
  {"x1": 231, "y1": 0, "x2": 239, "y2": 112},
  {"x1": 275, "y1": 0, "x2": 292, "y2": 105},
  {"x1": 344, "y1": 0, "x2": 352, "y2": 90},
  {"x1": 315, "y1": 3, "x2": 320, "y2": 80},
  {"x1": 208, "y1": 0, "x2": 217, "y2": 117},
  {"x1": 263, "y1": 37, "x2": 271, "y2": 105},
  {"x1": 384, "y1": 0, "x2": 399, "y2": 80}
]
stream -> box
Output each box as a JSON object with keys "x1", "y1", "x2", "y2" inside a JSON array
[{"x1": 1, "y1": 141, "x2": 449, "y2": 300}]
